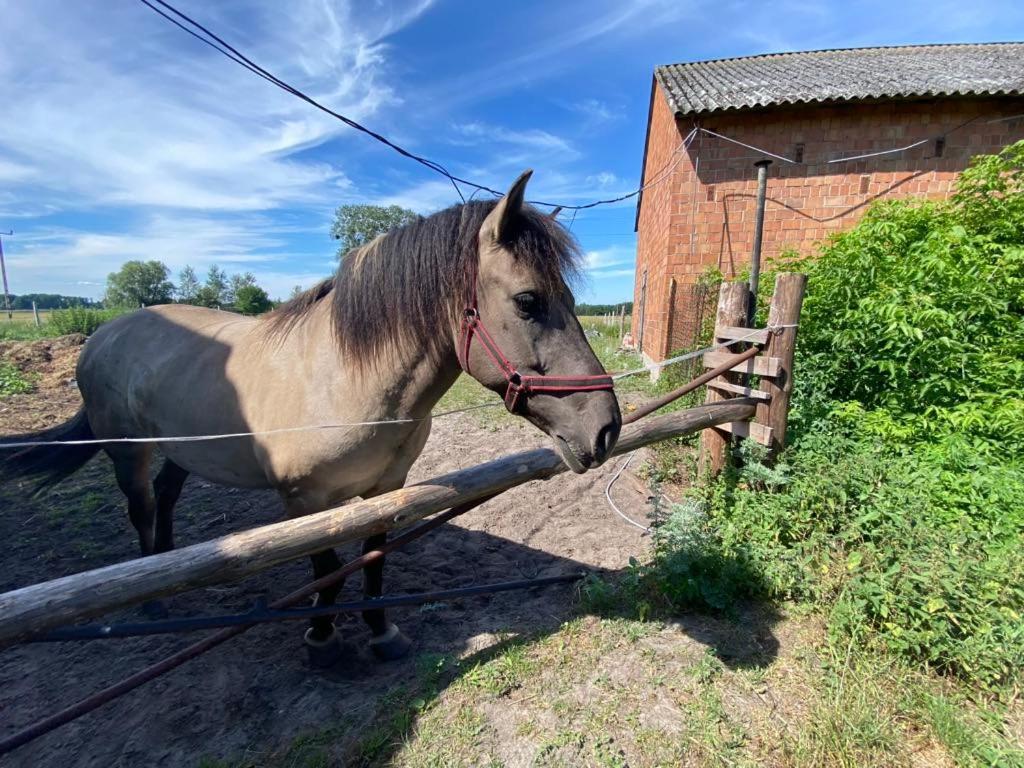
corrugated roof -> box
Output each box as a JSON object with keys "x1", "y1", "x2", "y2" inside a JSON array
[{"x1": 656, "y1": 43, "x2": 1024, "y2": 117}]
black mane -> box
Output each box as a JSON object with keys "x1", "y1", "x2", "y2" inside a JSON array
[{"x1": 263, "y1": 200, "x2": 581, "y2": 365}]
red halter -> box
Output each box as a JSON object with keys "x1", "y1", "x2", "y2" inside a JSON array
[{"x1": 458, "y1": 302, "x2": 616, "y2": 413}]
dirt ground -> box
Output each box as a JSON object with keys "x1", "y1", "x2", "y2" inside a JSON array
[{"x1": 0, "y1": 336, "x2": 776, "y2": 767}]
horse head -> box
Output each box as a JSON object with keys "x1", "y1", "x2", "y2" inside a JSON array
[{"x1": 459, "y1": 171, "x2": 621, "y2": 472}]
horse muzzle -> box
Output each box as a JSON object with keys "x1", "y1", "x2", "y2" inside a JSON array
[{"x1": 550, "y1": 407, "x2": 621, "y2": 474}]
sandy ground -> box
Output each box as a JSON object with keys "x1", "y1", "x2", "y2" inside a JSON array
[{"x1": 0, "y1": 337, "x2": 674, "y2": 767}]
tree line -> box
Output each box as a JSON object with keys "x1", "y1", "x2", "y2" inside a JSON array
[
  {"x1": 88, "y1": 204, "x2": 634, "y2": 316},
  {"x1": 104, "y1": 261, "x2": 273, "y2": 314},
  {"x1": 98, "y1": 205, "x2": 421, "y2": 313},
  {"x1": 5, "y1": 294, "x2": 101, "y2": 310},
  {"x1": 575, "y1": 302, "x2": 633, "y2": 316}
]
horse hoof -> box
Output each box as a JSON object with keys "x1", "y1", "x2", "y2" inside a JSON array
[
  {"x1": 142, "y1": 599, "x2": 169, "y2": 620},
  {"x1": 304, "y1": 626, "x2": 344, "y2": 668},
  {"x1": 368, "y1": 624, "x2": 412, "y2": 662}
]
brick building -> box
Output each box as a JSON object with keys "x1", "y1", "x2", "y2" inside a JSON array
[{"x1": 632, "y1": 43, "x2": 1024, "y2": 366}]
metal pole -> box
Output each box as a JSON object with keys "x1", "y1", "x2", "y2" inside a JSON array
[
  {"x1": 32, "y1": 301, "x2": 40, "y2": 328},
  {"x1": 749, "y1": 161, "x2": 771, "y2": 326},
  {"x1": 0, "y1": 231, "x2": 12, "y2": 320},
  {"x1": 623, "y1": 345, "x2": 761, "y2": 425},
  {"x1": 35, "y1": 573, "x2": 585, "y2": 641}
]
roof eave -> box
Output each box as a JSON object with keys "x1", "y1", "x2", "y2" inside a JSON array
[{"x1": 670, "y1": 89, "x2": 1024, "y2": 120}]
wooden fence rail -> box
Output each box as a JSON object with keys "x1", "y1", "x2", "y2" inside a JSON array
[{"x1": 0, "y1": 400, "x2": 756, "y2": 648}]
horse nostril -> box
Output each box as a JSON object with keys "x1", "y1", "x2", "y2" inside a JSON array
[{"x1": 594, "y1": 422, "x2": 620, "y2": 462}]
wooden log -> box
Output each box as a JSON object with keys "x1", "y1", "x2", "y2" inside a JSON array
[
  {"x1": 758, "y1": 273, "x2": 807, "y2": 461},
  {"x1": 0, "y1": 400, "x2": 757, "y2": 647},
  {"x1": 702, "y1": 350, "x2": 781, "y2": 377},
  {"x1": 699, "y1": 283, "x2": 751, "y2": 475}
]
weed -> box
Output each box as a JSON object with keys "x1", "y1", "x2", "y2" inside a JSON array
[{"x1": 0, "y1": 360, "x2": 34, "y2": 397}]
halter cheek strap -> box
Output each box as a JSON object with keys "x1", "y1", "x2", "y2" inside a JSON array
[{"x1": 458, "y1": 306, "x2": 615, "y2": 413}]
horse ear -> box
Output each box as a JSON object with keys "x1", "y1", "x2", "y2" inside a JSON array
[
  {"x1": 549, "y1": 206, "x2": 563, "y2": 220},
  {"x1": 483, "y1": 169, "x2": 533, "y2": 241}
]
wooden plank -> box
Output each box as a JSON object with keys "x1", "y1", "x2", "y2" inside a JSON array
[
  {"x1": 703, "y1": 350, "x2": 781, "y2": 377},
  {"x1": 758, "y1": 273, "x2": 808, "y2": 461},
  {"x1": 714, "y1": 420, "x2": 773, "y2": 446},
  {"x1": 714, "y1": 325, "x2": 770, "y2": 345},
  {"x1": 0, "y1": 400, "x2": 758, "y2": 648},
  {"x1": 707, "y1": 379, "x2": 772, "y2": 401},
  {"x1": 699, "y1": 282, "x2": 750, "y2": 476}
]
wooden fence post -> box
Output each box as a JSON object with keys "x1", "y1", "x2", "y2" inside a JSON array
[
  {"x1": 31, "y1": 301, "x2": 41, "y2": 328},
  {"x1": 698, "y1": 281, "x2": 751, "y2": 475},
  {"x1": 758, "y1": 273, "x2": 807, "y2": 462}
]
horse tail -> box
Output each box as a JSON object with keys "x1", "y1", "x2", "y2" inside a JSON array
[{"x1": 0, "y1": 409, "x2": 100, "y2": 497}]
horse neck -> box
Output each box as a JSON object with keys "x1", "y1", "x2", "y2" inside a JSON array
[{"x1": 302, "y1": 295, "x2": 464, "y2": 421}]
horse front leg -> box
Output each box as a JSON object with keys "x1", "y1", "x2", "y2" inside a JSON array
[
  {"x1": 361, "y1": 479, "x2": 415, "y2": 662},
  {"x1": 361, "y1": 532, "x2": 412, "y2": 661},
  {"x1": 303, "y1": 548, "x2": 346, "y2": 668},
  {"x1": 282, "y1": 492, "x2": 346, "y2": 668}
]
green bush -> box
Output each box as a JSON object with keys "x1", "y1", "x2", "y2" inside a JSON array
[
  {"x1": 48, "y1": 307, "x2": 127, "y2": 336},
  {"x1": 0, "y1": 360, "x2": 34, "y2": 397},
  {"x1": 790, "y1": 141, "x2": 1024, "y2": 451},
  {"x1": 635, "y1": 141, "x2": 1024, "y2": 692},
  {"x1": 695, "y1": 421, "x2": 1024, "y2": 690}
]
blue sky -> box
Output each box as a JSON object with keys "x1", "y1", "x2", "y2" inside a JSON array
[{"x1": 2, "y1": 0, "x2": 1022, "y2": 304}]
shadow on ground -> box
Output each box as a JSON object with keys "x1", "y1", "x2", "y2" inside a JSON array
[{"x1": 0, "y1": 447, "x2": 781, "y2": 768}]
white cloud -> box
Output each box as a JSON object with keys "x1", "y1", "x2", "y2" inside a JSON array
[
  {"x1": 450, "y1": 122, "x2": 576, "y2": 156},
  {"x1": 588, "y1": 268, "x2": 636, "y2": 278},
  {"x1": 583, "y1": 245, "x2": 634, "y2": 272},
  {"x1": 560, "y1": 98, "x2": 624, "y2": 126},
  {"x1": 585, "y1": 172, "x2": 619, "y2": 189},
  {"x1": 0, "y1": 0, "x2": 433, "y2": 214},
  {"x1": 418, "y1": 0, "x2": 697, "y2": 108}
]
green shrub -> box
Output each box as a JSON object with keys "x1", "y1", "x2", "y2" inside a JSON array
[
  {"x1": 48, "y1": 306, "x2": 127, "y2": 336},
  {"x1": 698, "y1": 419, "x2": 1024, "y2": 689},
  {"x1": 636, "y1": 142, "x2": 1024, "y2": 693},
  {"x1": 789, "y1": 140, "x2": 1024, "y2": 451},
  {"x1": 0, "y1": 360, "x2": 34, "y2": 396}
]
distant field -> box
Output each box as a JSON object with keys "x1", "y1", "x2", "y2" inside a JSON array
[
  {"x1": 2, "y1": 309, "x2": 52, "y2": 325},
  {"x1": 577, "y1": 314, "x2": 631, "y2": 331}
]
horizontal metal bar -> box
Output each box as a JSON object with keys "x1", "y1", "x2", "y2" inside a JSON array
[{"x1": 34, "y1": 573, "x2": 585, "y2": 642}]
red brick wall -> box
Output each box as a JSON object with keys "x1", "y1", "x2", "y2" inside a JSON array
[
  {"x1": 632, "y1": 81, "x2": 679, "y2": 361},
  {"x1": 634, "y1": 86, "x2": 1024, "y2": 362}
]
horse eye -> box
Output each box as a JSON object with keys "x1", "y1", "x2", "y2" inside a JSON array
[{"x1": 513, "y1": 292, "x2": 542, "y2": 316}]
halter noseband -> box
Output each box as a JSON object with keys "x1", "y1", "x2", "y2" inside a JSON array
[{"x1": 457, "y1": 303, "x2": 616, "y2": 413}]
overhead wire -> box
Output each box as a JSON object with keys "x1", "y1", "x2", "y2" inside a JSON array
[
  {"x1": 137, "y1": 2, "x2": 999, "y2": 216},
  {"x1": 137, "y1": 1, "x2": 693, "y2": 211}
]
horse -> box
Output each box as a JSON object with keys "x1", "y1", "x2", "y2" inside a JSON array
[{"x1": 0, "y1": 171, "x2": 621, "y2": 666}]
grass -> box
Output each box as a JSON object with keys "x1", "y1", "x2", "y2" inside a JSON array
[
  {"x1": 241, "y1": 614, "x2": 1021, "y2": 767},
  {"x1": 0, "y1": 307, "x2": 128, "y2": 340},
  {"x1": 0, "y1": 319, "x2": 52, "y2": 341},
  {"x1": 2, "y1": 309, "x2": 52, "y2": 325}
]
